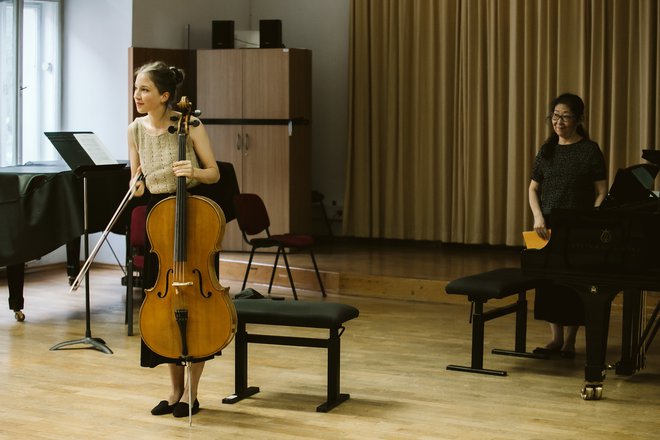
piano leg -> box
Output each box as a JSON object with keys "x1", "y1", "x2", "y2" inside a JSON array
[
  {"x1": 66, "y1": 239, "x2": 81, "y2": 285},
  {"x1": 6, "y1": 263, "x2": 26, "y2": 322},
  {"x1": 616, "y1": 288, "x2": 645, "y2": 375},
  {"x1": 577, "y1": 285, "x2": 620, "y2": 400}
]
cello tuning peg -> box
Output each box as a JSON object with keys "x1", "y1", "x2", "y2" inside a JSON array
[
  {"x1": 168, "y1": 126, "x2": 177, "y2": 134},
  {"x1": 170, "y1": 115, "x2": 179, "y2": 121},
  {"x1": 190, "y1": 120, "x2": 201, "y2": 127},
  {"x1": 193, "y1": 110, "x2": 202, "y2": 117}
]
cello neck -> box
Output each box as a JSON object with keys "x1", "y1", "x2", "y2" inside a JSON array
[{"x1": 174, "y1": 131, "x2": 188, "y2": 264}]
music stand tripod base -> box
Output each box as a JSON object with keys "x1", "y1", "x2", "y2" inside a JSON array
[
  {"x1": 50, "y1": 336, "x2": 113, "y2": 354},
  {"x1": 49, "y1": 167, "x2": 121, "y2": 356}
]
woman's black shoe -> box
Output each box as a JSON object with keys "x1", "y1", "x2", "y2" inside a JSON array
[
  {"x1": 560, "y1": 350, "x2": 576, "y2": 359},
  {"x1": 151, "y1": 400, "x2": 177, "y2": 415},
  {"x1": 173, "y1": 399, "x2": 200, "y2": 418},
  {"x1": 532, "y1": 346, "x2": 560, "y2": 356}
]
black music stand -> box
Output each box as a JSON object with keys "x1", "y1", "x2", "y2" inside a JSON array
[{"x1": 45, "y1": 132, "x2": 125, "y2": 354}]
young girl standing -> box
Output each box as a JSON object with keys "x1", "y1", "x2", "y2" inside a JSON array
[{"x1": 128, "y1": 61, "x2": 220, "y2": 417}]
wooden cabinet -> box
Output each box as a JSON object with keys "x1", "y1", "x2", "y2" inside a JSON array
[{"x1": 197, "y1": 48, "x2": 312, "y2": 251}]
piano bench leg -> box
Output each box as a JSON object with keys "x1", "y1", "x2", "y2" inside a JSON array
[
  {"x1": 492, "y1": 291, "x2": 549, "y2": 360},
  {"x1": 446, "y1": 300, "x2": 508, "y2": 376}
]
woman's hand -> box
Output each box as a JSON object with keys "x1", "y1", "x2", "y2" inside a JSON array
[
  {"x1": 533, "y1": 215, "x2": 550, "y2": 240},
  {"x1": 172, "y1": 160, "x2": 195, "y2": 178}
]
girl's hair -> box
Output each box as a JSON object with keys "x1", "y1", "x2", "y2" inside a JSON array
[
  {"x1": 540, "y1": 92, "x2": 590, "y2": 159},
  {"x1": 135, "y1": 61, "x2": 185, "y2": 108}
]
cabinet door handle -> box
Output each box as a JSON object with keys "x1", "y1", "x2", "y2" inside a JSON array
[
  {"x1": 235, "y1": 133, "x2": 241, "y2": 150},
  {"x1": 244, "y1": 133, "x2": 249, "y2": 156}
]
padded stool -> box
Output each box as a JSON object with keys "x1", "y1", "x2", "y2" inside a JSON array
[
  {"x1": 223, "y1": 299, "x2": 359, "y2": 412},
  {"x1": 445, "y1": 268, "x2": 547, "y2": 376}
]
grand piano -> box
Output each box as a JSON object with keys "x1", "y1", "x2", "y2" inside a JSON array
[
  {"x1": 522, "y1": 150, "x2": 660, "y2": 400},
  {"x1": 0, "y1": 161, "x2": 238, "y2": 321}
]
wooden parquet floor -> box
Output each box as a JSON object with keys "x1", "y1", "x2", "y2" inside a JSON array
[{"x1": 1, "y1": 242, "x2": 659, "y2": 439}]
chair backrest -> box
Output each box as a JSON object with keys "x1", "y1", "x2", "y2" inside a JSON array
[
  {"x1": 233, "y1": 193, "x2": 271, "y2": 236},
  {"x1": 191, "y1": 161, "x2": 240, "y2": 222},
  {"x1": 129, "y1": 205, "x2": 148, "y2": 248}
]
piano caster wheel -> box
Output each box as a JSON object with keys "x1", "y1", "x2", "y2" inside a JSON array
[
  {"x1": 14, "y1": 310, "x2": 25, "y2": 322},
  {"x1": 581, "y1": 383, "x2": 603, "y2": 400}
]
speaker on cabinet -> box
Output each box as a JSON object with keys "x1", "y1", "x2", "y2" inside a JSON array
[
  {"x1": 212, "y1": 20, "x2": 234, "y2": 49},
  {"x1": 259, "y1": 19, "x2": 283, "y2": 48}
]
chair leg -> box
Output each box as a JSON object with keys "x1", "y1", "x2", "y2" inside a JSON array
[
  {"x1": 242, "y1": 248, "x2": 257, "y2": 291},
  {"x1": 126, "y1": 259, "x2": 134, "y2": 336},
  {"x1": 280, "y1": 248, "x2": 298, "y2": 300},
  {"x1": 268, "y1": 248, "x2": 281, "y2": 294},
  {"x1": 309, "y1": 250, "x2": 326, "y2": 297}
]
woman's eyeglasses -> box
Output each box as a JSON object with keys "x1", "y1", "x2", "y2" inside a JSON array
[{"x1": 550, "y1": 113, "x2": 576, "y2": 122}]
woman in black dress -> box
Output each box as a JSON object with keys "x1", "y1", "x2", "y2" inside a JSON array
[{"x1": 528, "y1": 93, "x2": 607, "y2": 358}]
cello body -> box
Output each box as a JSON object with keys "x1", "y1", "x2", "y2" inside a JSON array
[
  {"x1": 138, "y1": 96, "x2": 236, "y2": 361},
  {"x1": 140, "y1": 194, "x2": 236, "y2": 359}
]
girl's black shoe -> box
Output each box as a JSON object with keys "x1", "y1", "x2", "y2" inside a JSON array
[
  {"x1": 173, "y1": 399, "x2": 200, "y2": 418},
  {"x1": 151, "y1": 400, "x2": 177, "y2": 415}
]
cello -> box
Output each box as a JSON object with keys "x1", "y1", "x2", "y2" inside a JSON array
[{"x1": 139, "y1": 97, "x2": 236, "y2": 363}]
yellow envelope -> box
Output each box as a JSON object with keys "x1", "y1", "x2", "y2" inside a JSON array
[{"x1": 522, "y1": 230, "x2": 550, "y2": 249}]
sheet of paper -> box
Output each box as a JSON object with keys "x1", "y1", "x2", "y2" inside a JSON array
[{"x1": 73, "y1": 133, "x2": 118, "y2": 165}]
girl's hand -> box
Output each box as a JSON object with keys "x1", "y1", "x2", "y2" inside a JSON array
[
  {"x1": 130, "y1": 166, "x2": 145, "y2": 197},
  {"x1": 172, "y1": 160, "x2": 194, "y2": 178}
]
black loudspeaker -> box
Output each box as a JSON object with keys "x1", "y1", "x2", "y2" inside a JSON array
[
  {"x1": 259, "y1": 19, "x2": 283, "y2": 48},
  {"x1": 212, "y1": 20, "x2": 234, "y2": 49}
]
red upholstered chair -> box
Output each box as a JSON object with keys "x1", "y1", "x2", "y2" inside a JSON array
[
  {"x1": 233, "y1": 193, "x2": 326, "y2": 300},
  {"x1": 125, "y1": 204, "x2": 147, "y2": 335}
]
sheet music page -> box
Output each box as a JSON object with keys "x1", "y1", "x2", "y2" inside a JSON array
[{"x1": 73, "y1": 133, "x2": 118, "y2": 165}]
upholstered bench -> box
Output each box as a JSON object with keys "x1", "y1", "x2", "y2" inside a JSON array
[
  {"x1": 445, "y1": 268, "x2": 547, "y2": 376},
  {"x1": 222, "y1": 298, "x2": 359, "y2": 412}
]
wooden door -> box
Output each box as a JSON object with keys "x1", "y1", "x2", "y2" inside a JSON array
[
  {"x1": 242, "y1": 49, "x2": 290, "y2": 119},
  {"x1": 241, "y1": 125, "x2": 291, "y2": 234},
  {"x1": 197, "y1": 49, "x2": 242, "y2": 119},
  {"x1": 206, "y1": 124, "x2": 245, "y2": 251}
]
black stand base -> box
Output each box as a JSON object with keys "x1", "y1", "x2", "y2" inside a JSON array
[
  {"x1": 222, "y1": 386, "x2": 260, "y2": 405},
  {"x1": 50, "y1": 336, "x2": 113, "y2": 354},
  {"x1": 50, "y1": 173, "x2": 113, "y2": 356},
  {"x1": 316, "y1": 393, "x2": 350, "y2": 413},
  {"x1": 446, "y1": 363, "x2": 508, "y2": 376},
  {"x1": 492, "y1": 348, "x2": 549, "y2": 360}
]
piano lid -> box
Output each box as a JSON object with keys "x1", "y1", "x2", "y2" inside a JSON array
[
  {"x1": 642, "y1": 149, "x2": 660, "y2": 167},
  {"x1": 600, "y1": 163, "x2": 658, "y2": 209}
]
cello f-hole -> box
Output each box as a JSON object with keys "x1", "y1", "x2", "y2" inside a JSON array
[
  {"x1": 157, "y1": 269, "x2": 173, "y2": 298},
  {"x1": 192, "y1": 268, "x2": 212, "y2": 298}
]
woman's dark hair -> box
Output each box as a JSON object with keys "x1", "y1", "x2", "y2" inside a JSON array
[
  {"x1": 135, "y1": 61, "x2": 185, "y2": 108},
  {"x1": 539, "y1": 92, "x2": 590, "y2": 159}
]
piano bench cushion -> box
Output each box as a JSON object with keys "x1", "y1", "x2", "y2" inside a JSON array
[
  {"x1": 445, "y1": 268, "x2": 545, "y2": 302},
  {"x1": 233, "y1": 299, "x2": 359, "y2": 329}
]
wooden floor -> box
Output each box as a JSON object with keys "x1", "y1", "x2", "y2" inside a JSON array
[{"x1": 1, "y1": 241, "x2": 659, "y2": 439}]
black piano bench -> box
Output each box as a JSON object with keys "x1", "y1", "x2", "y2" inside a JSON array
[
  {"x1": 222, "y1": 298, "x2": 359, "y2": 412},
  {"x1": 445, "y1": 268, "x2": 547, "y2": 376}
]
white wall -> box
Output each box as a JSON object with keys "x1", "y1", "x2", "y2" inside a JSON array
[
  {"x1": 131, "y1": 0, "x2": 249, "y2": 49},
  {"x1": 62, "y1": 0, "x2": 132, "y2": 155}
]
